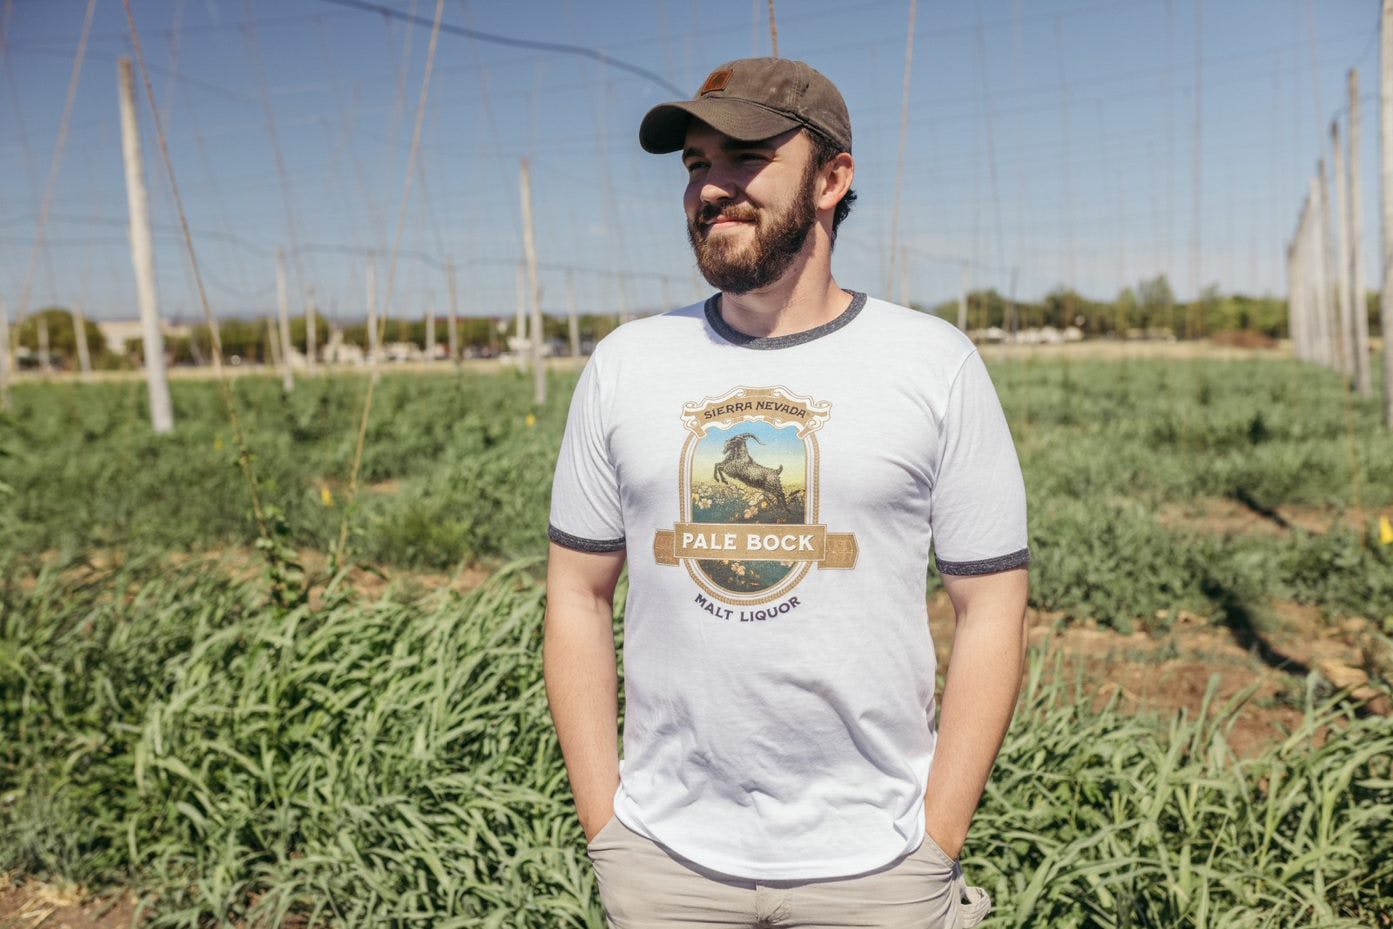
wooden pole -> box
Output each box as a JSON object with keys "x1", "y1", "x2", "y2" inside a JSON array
[
  {"x1": 265, "y1": 316, "x2": 281, "y2": 371},
  {"x1": 275, "y1": 247, "x2": 294, "y2": 391},
  {"x1": 37, "y1": 314, "x2": 51, "y2": 373},
  {"x1": 72, "y1": 301, "x2": 92, "y2": 378},
  {"x1": 425, "y1": 306, "x2": 436, "y2": 360},
  {"x1": 565, "y1": 268, "x2": 581, "y2": 358},
  {"x1": 1381, "y1": 0, "x2": 1393, "y2": 426},
  {"x1": 305, "y1": 284, "x2": 318, "y2": 369},
  {"x1": 1314, "y1": 163, "x2": 1336, "y2": 370},
  {"x1": 0, "y1": 298, "x2": 11, "y2": 411},
  {"x1": 1286, "y1": 241, "x2": 1298, "y2": 359},
  {"x1": 1291, "y1": 196, "x2": 1311, "y2": 362},
  {"x1": 366, "y1": 256, "x2": 379, "y2": 364},
  {"x1": 519, "y1": 158, "x2": 545, "y2": 403},
  {"x1": 446, "y1": 258, "x2": 459, "y2": 363},
  {"x1": 514, "y1": 263, "x2": 528, "y2": 371},
  {"x1": 116, "y1": 56, "x2": 173, "y2": 434},
  {"x1": 1302, "y1": 191, "x2": 1319, "y2": 362},
  {"x1": 957, "y1": 265, "x2": 969, "y2": 331},
  {"x1": 887, "y1": 0, "x2": 918, "y2": 303},
  {"x1": 1331, "y1": 121, "x2": 1356, "y2": 380},
  {"x1": 1348, "y1": 69, "x2": 1371, "y2": 396}
]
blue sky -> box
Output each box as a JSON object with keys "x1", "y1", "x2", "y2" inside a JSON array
[{"x1": 0, "y1": 0, "x2": 1381, "y2": 323}]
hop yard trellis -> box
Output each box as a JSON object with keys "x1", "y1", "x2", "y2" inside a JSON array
[{"x1": 1288, "y1": 0, "x2": 1393, "y2": 428}]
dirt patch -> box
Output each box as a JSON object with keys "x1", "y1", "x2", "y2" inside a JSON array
[
  {"x1": 928, "y1": 593, "x2": 1388, "y2": 758},
  {"x1": 1159, "y1": 496, "x2": 1377, "y2": 537},
  {"x1": 24, "y1": 546, "x2": 499, "y2": 605},
  {"x1": 0, "y1": 877, "x2": 137, "y2": 929},
  {"x1": 1209, "y1": 329, "x2": 1278, "y2": 349}
]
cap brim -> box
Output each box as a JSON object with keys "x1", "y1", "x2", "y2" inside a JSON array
[{"x1": 639, "y1": 98, "x2": 801, "y2": 154}]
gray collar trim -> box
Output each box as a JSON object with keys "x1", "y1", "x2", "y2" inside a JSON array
[{"x1": 704, "y1": 290, "x2": 866, "y2": 350}]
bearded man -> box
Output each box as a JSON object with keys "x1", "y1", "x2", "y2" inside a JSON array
[{"x1": 544, "y1": 57, "x2": 1030, "y2": 929}]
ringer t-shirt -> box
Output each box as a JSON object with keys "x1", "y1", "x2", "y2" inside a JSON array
[{"x1": 548, "y1": 291, "x2": 1030, "y2": 881}]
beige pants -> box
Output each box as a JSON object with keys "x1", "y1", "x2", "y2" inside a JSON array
[{"x1": 585, "y1": 817, "x2": 992, "y2": 929}]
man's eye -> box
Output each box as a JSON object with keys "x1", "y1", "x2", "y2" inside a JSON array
[{"x1": 685, "y1": 162, "x2": 708, "y2": 173}]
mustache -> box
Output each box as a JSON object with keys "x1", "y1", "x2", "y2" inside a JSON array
[{"x1": 696, "y1": 203, "x2": 757, "y2": 226}]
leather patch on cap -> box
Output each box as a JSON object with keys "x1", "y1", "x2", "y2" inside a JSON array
[{"x1": 699, "y1": 68, "x2": 733, "y2": 95}]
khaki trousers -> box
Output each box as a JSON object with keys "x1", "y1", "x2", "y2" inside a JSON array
[{"x1": 585, "y1": 817, "x2": 992, "y2": 929}]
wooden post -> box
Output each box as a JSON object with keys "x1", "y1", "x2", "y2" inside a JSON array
[
  {"x1": 1286, "y1": 241, "x2": 1298, "y2": 359},
  {"x1": 957, "y1": 265, "x2": 969, "y2": 331},
  {"x1": 117, "y1": 57, "x2": 173, "y2": 434},
  {"x1": 446, "y1": 258, "x2": 459, "y2": 363},
  {"x1": 565, "y1": 268, "x2": 581, "y2": 358},
  {"x1": 1314, "y1": 164, "x2": 1336, "y2": 370},
  {"x1": 514, "y1": 263, "x2": 528, "y2": 372},
  {"x1": 1291, "y1": 196, "x2": 1311, "y2": 361},
  {"x1": 1331, "y1": 121, "x2": 1356, "y2": 379},
  {"x1": 305, "y1": 284, "x2": 318, "y2": 369},
  {"x1": 275, "y1": 248, "x2": 294, "y2": 392},
  {"x1": 1348, "y1": 70, "x2": 1371, "y2": 396},
  {"x1": 1382, "y1": 0, "x2": 1393, "y2": 425},
  {"x1": 425, "y1": 304, "x2": 436, "y2": 360},
  {"x1": 887, "y1": 0, "x2": 918, "y2": 303},
  {"x1": 37, "y1": 314, "x2": 51, "y2": 373},
  {"x1": 265, "y1": 317, "x2": 281, "y2": 371},
  {"x1": 365, "y1": 257, "x2": 379, "y2": 364},
  {"x1": 73, "y1": 301, "x2": 92, "y2": 378},
  {"x1": 0, "y1": 298, "x2": 11, "y2": 411},
  {"x1": 519, "y1": 158, "x2": 545, "y2": 403}
]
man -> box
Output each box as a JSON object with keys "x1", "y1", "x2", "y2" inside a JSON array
[{"x1": 544, "y1": 57, "x2": 1029, "y2": 929}]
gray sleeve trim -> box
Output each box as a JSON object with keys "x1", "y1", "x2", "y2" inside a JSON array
[
  {"x1": 549, "y1": 524, "x2": 626, "y2": 553},
  {"x1": 936, "y1": 547, "x2": 1031, "y2": 577}
]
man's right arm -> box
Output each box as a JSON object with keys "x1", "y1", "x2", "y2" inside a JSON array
[{"x1": 543, "y1": 541, "x2": 626, "y2": 843}]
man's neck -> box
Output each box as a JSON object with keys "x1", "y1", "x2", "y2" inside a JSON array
[{"x1": 717, "y1": 253, "x2": 851, "y2": 339}]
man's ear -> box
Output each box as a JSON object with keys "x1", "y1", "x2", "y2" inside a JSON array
[{"x1": 817, "y1": 152, "x2": 855, "y2": 211}]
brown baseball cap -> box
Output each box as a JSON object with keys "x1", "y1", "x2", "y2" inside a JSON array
[{"x1": 639, "y1": 57, "x2": 851, "y2": 155}]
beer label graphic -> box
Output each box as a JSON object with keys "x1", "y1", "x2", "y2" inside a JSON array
[{"x1": 653, "y1": 386, "x2": 858, "y2": 605}]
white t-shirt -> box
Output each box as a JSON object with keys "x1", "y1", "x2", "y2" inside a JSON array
[{"x1": 548, "y1": 291, "x2": 1029, "y2": 881}]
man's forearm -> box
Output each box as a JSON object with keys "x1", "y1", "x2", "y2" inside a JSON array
[
  {"x1": 543, "y1": 594, "x2": 621, "y2": 841},
  {"x1": 923, "y1": 575, "x2": 1029, "y2": 859}
]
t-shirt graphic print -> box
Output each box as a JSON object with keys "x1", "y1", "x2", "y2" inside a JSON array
[
  {"x1": 548, "y1": 291, "x2": 1030, "y2": 881},
  {"x1": 653, "y1": 385, "x2": 858, "y2": 615}
]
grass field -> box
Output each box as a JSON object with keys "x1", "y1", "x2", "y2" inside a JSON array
[{"x1": 3, "y1": 350, "x2": 1392, "y2": 927}]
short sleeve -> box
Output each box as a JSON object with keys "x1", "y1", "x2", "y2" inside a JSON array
[
  {"x1": 929, "y1": 350, "x2": 1030, "y2": 576},
  {"x1": 548, "y1": 353, "x2": 626, "y2": 552}
]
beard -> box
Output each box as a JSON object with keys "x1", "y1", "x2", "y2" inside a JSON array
[{"x1": 686, "y1": 159, "x2": 819, "y2": 294}]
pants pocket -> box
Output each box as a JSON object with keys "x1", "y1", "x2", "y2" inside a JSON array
[{"x1": 585, "y1": 814, "x2": 623, "y2": 856}]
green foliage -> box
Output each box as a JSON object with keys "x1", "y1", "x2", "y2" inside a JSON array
[
  {"x1": 12, "y1": 307, "x2": 109, "y2": 367},
  {"x1": 5, "y1": 357, "x2": 1392, "y2": 632},
  {"x1": 2, "y1": 561, "x2": 1390, "y2": 927},
  {"x1": 922, "y1": 277, "x2": 1299, "y2": 339},
  {"x1": 976, "y1": 661, "x2": 1393, "y2": 927}
]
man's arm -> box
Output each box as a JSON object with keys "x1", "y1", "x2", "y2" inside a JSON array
[
  {"x1": 543, "y1": 541, "x2": 626, "y2": 843},
  {"x1": 922, "y1": 567, "x2": 1029, "y2": 860}
]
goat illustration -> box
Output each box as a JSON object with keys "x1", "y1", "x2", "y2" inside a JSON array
[{"x1": 713, "y1": 432, "x2": 788, "y2": 512}]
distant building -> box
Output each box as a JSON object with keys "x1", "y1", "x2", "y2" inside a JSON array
[{"x1": 97, "y1": 319, "x2": 190, "y2": 354}]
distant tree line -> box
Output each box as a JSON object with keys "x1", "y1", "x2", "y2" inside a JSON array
[
  {"x1": 9, "y1": 281, "x2": 1384, "y2": 370},
  {"x1": 10, "y1": 307, "x2": 115, "y2": 369},
  {"x1": 923, "y1": 274, "x2": 1383, "y2": 341}
]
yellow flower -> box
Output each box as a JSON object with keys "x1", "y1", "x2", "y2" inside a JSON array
[
  {"x1": 320, "y1": 485, "x2": 334, "y2": 507},
  {"x1": 213, "y1": 435, "x2": 223, "y2": 451},
  {"x1": 1381, "y1": 514, "x2": 1393, "y2": 545},
  {"x1": 525, "y1": 413, "x2": 537, "y2": 427}
]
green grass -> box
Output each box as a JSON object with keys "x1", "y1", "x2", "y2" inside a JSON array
[
  {"x1": 2, "y1": 557, "x2": 1390, "y2": 927},
  {"x1": 3, "y1": 357, "x2": 1391, "y2": 632}
]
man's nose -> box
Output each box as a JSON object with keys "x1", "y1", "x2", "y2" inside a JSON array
[{"x1": 699, "y1": 164, "x2": 740, "y2": 204}]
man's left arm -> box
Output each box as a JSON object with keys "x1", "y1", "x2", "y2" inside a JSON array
[{"x1": 922, "y1": 566, "x2": 1030, "y2": 860}]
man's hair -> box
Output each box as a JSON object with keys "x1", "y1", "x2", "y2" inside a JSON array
[{"x1": 805, "y1": 128, "x2": 856, "y2": 239}]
